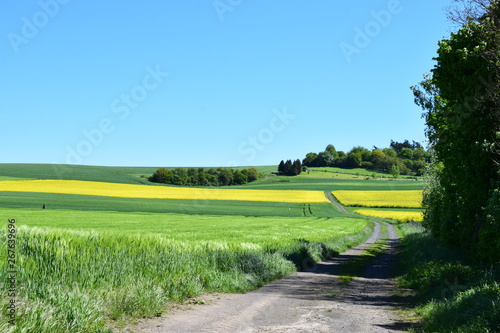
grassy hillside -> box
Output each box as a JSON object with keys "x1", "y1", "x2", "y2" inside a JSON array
[
  {"x1": 0, "y1": 164, "x2": 157, "y2": 184},
  {"x1": 0, "y1": 164, "x2": 276, "y2": 184}
]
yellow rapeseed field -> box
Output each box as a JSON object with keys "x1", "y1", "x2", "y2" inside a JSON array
[
  {"x1": 354, "y1": 209, "x2": 424, "y2": 222},
  {"x1": 332, "y1": 190, "x2": 422, "y2": 208},
  {"x1": 0, "y1": 180, "x2": 330, "y2": 203}
]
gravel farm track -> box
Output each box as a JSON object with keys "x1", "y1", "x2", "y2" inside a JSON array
[{"x1": 130, "y1": 219, "x2": 411, "y2": 333}]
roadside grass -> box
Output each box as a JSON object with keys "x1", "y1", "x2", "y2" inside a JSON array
[
  {"x1": 0, "y1": 215, "x2": 372, "y2": 333},
  {"x1": 338, "y1": 222, "x2": 389, "y2": 286},
  {"x1": 396, "y1": 224, "x2": 500, "y2": 332}
]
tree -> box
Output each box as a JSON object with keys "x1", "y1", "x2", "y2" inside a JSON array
[
  {"x1": 324, "y1": 144, "x2": 339, "y2": 165},
  {"x1": 217, "y1": 167, "x2": 233, "y2": 186},
  {"x1": 278, "y1": 159, "x2": 302, "y2": 176},
  {"x1": 411, "y1": 0, "x2": 500, "y2": 262},
  {"x1": 390, "y1": 164, "x2": 400, "y2": 178},
  {"x1": 206, "y1": 168, "x2": 218, "y2": 185},
  {"x1": 399, "y1": 148, "x2": 414, "y2": 160},
  {"x1": 307, "y1": 145, "x2": 341, "y2": 167},
  {"x1": 382, "y1": 148, "x2": 397, "y2": 158},
  {"x1": 300, "y1": 141, "x2": 428, "y2": 174},
  {"x1": 233, "y1": 169, "x2": 248, "y2": 185},
  {"x1": 413, "y1": 147, "x2": 430, "y2": 161},
  {"x1": 346, "y1": 152, "x2": 362, "y2": 168},
  {"x1": 278, "y1": 160, "x2": 285, "y2": 174},
  {"x1": 170, "y1": 168, "x2": 188, "y2": 186},
  {"x1": 325, "y1": 144, "x2": 338, "y2": 155},
  {"x1": 149, "y1": 167, "x2": 170, "y2": 183},
  {"x1": 284, "y1": 160, "x2": 292, "y2": 175},
  {"x1": 370, "y1": 149, "x2": 385, "y2": 161},
  {"x1": 302, "y1": 152, "x2": 319, "y2": 167},
  {"x1": 335, "y1": 151, "x2": 347, "y2": 166},
  {"x1": 315, "y1": 152, "x2": 328, "y2": 167},
  {"x1": 293, "y1": 159, "x2": 302, "y2": 175},
  {"x1": 390, "y1": 139, "x2": 422, "y2": 154},
  {"x1": 187, "y1": 168, "x2": 199, "y2": 185},
  {"x1": 197, "y1": 170, "x2": 209, "y2": 186},
  {"x1": 246, "y1": 168, "x2": 259, "y2": 182},
  {"x1": 150, "y1": 166, "x2": 260, "y2": 187}
]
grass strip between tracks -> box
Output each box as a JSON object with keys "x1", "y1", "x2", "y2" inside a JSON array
[{"x1": 338, "y1": 222, "x2": 389, "y2": 286}]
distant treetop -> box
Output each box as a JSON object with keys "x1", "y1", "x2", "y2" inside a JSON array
[{"x1": 299, "y1": 141, "x2": 429, "y2": 176}]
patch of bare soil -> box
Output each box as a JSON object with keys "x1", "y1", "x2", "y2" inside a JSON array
[{"x1": 128, "y1": 221, "x2": 410, "y2": 333}]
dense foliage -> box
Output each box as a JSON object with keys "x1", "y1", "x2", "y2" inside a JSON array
[
  {"x1": 149, "y1": 167, "x2": 261, "y2": 186},
  {"x1": 277, "y1": 159, "x2": 302, "y2": 176},
  {"x1": 412, "y1": 1, "x2": 500, "y2": 263},
  {"x1": 301, "y1": 141, "x2": 430, "y2": 176}
]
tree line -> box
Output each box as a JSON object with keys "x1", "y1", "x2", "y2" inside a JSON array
[
  {"x1": 301, "y1": 140, "x2": 431, "y2": 176},
  {"x1": 412, "y1": 0, "x2": 499, "y2": 263},
  {"x1": 149, "y1": 167, "x2": 261, "y2": 186},
  {"x1": 277, "y1": 159, "x2": 302, "y2": 176}
]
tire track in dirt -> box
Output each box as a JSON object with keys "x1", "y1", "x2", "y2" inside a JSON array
[{"x1": 130, "y1": 221, "x2": 408, "y2": 333}]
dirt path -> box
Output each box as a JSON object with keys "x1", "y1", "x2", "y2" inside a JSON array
[
  {"x1": 130, "y1": 221, "x2": 406, "y2": 333},
  {"x1": 324, "y1": 192, "x2": 350, "y2": 214}
]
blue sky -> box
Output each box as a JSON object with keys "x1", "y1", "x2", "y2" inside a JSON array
[{"x1": 1, "y1": 0, "x2": 453, "y2": 167}]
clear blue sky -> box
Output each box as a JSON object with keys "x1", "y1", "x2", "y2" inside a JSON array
[{"x1": 1, "y1": 0, "x2": 453, "y2": 167}]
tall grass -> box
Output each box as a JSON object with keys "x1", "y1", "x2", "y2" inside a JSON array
[
  {"x1": 0, "y1": 219, "x2": 371, "y2": 332},
  {"x1": 397, "y1": 224, "x2": 499, "y2": 332}
]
